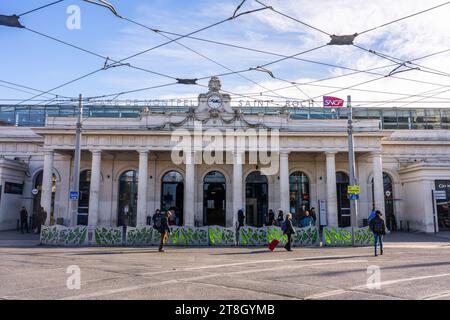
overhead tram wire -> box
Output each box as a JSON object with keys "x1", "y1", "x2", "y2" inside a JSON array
[
  {"x1": 24, "y1": 28, "x2": 178, "y2": 80},
  {"x1": 120, "y1": 14, "x2": 327, "y2": 103},
  {"x1": 396, "y1": 87, "x2": 450, "y2": 108},
  {"x1": 149, "y1": 28, "x2": 450, "y2": 93},
  {"x1": 254, "y1": 0, "x2": 331, "y2": 37},
  {"x1": 18, "y1": 0, "x2": 65, "y2": 17},
  {"x1": 251, "y1": 1, "x2": 450, "y2": 91},
  {"x1": 352, "y1": 44, "x2": 450, "y2": 80},
  {"x1": 357, "y1": 1, "x2": 450, "y2": 36},
  {"x1": 0, "y1": 79, "x2": 72, "y2": 100},
  {"x1": 15, "y1": 5, "x2": 269, "y2": 106},
  {"x1": 356, "y1": 86, "x2": 450, "y2": 108},
  {"x1": 204, "y1": 46, "x2": 450, "y2": 102}
]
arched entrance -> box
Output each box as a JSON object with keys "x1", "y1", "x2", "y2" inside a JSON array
[
  {"x1": 203, "y1": 171, "x2": 226, "y2": 226},
  {"x1": 32, "y1": 171, "x2": 56, "y2": 227},
  {"x1": 118, "y1": 170, "x2": 138, "y2": 227},
  {"x1": 245, "y1": 171, "x2": 268, "y2": 227},
  {"x1": 289, "y1": 171, "x2": 310, "y2": 225},
  {"x1": 77, "y1": 170, "x2": 91, "y2": 226},
  {"x1": 372, "y1": 172, "x2": 396, "y2": 230},
  {"x1": 161, "y1": 171, "x2": 184, "y2": 226},
  {"x1": 336, "y1": 171, "x2": 350, "y2": 227}
]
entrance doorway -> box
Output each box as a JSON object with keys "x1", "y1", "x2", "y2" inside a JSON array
[
  {"x1": 245, "y1": 171, "x2": 268, "y2": 227},
  {"x1": 435, "y1": 180, "x2": 450, "y2": 231},
  {"x1": 371, "y1": 173, "x2": 397, "y2": 230},
  {"x1": 336, "y1": 171, "x2": 350, "y2": 227},
  {"x1": 203, "y1": 171, "x2": 226, "y2": 226},
  {"x1": 161, "y1": 171, "x2": 184, "y2": 226},
  {"x1": 118, "y1": 170, "x2": 138, "y2": 227}
]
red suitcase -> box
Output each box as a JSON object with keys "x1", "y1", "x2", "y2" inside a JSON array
[{"x1": 268, "y1": 239, "x2": 280, "y2": 251}]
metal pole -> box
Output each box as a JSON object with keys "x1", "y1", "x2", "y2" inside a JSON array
[
  {"x1": 347, "y1": 95, "x2": 358, "y2": 246},
  {"x1": 71, "y1": 94, "x2": 83, "y2": 226},
  {"x1": 431, "y1": 190, "x2": 437, "y2": 235}
]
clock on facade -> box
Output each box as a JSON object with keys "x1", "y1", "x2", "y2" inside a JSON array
[{"x1": 207, "y1": 95, "x2": 222, "y2": 109}]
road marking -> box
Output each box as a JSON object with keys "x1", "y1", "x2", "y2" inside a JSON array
[
  {"x1": 139, "y1": 254, "x2": 363, "y2": 276},
  {"x1": 422, "y1": 291, "x2": 450, "y2": 300},
  {"x1": 60, "y1": 259, "x2": 368, "y2": 300},
  {"x1": 352, "y1": 272, "x2": 450, "y2": 290},
  {"x1": 304, "y1": 289, "x2": 348, "y2": 300}
]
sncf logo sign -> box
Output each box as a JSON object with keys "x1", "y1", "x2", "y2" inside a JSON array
[{"x1": 323, "y1": 96, "x2": 344, "y2": 107}]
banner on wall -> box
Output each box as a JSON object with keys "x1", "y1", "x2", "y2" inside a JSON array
[{"x1": 323, "y1": 96, "x2": 344, "y2": 107}]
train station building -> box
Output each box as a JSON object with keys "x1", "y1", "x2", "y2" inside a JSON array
[{"x1": 1, "y1": 77, "x2": 450, "y2": 233}]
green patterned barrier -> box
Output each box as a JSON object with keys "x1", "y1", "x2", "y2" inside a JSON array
[
  {"x1": 239, "y1": 226, "x2": 267, "y2": 246},
  {"x1": 266, "y1": 226, "x2": 287, "y2": 246},
  {"x1": 354, "y1": 226, "x2": 375, "y2": 246},
  {"x1": 94, "y1": 226, "x2": 123, "y2": 246},
  {"x1": 323, "y1": 227, "x2": 353, "y2": 246},
  {"x1": 168, "y1": 226, "x2": 209, "y2": 246},
  {"x1": 292, "y1": 226, "x2": 319, "y2": 246},
  {"x1": 126, "y1": 226, "x2": 160, "y2": 246},
  {"x1": 40, "y1": 225, "x2": 88, "y2": 246},
  {"x1": 208, "y1": 225, "x2": 236, "y2": 246}
]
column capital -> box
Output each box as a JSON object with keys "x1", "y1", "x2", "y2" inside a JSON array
[
  {"x1": 43, "y1": 149, "x2": 54, "y2": 156},
  {"x1": 325, "y1": 151, "x2": 338, "y2": 156},
  {"x1": 369, "y1": 151, "x2": 382, "y2": 158},
  {"x1": 280, "y1": 151, "x2": 290, "y2": 157},
  {"x1": 90, "y1": 149, "x2": 102, "y2": 155},
  {"x1": 137, "y1": 149, "x2": 150, "y2": 155}
]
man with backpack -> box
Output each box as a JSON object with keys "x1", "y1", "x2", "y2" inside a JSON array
[
  {"x1": 153, "y1": 210, "x2": 172, "y2": 252},
  {"x1": 369, "y1": 210, "x2": 386, "y2": 257}
]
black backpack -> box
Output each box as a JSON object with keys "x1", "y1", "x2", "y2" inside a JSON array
[
  {"x1": 152, "y1": 214, "x2": 162, "y2": 230},
  {"x1": 373, "y1": 218, "x2": 385, "y2": 234}
]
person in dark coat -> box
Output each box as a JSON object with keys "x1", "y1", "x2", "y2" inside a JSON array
[
  {"x1": 159, "y1": 211, "x2": 172, "y2": 252},
  {"x1": 237, "y1": 209, "x2": 245, "y2": 228},
  {"x1": 277, "y1": 209, "x2": 284, "y2": 226},
  {"x1": 20, "y1": 206, "x2": 29, "y2": 233},
  {"x1": 267, "y1": 209, "x2": 275, "y2": 226},
  {"x1": 369, "y1": 210, "x2": 386, "y2": 256},
  {"x1": 283, "y1": 213, "x2": 296, "y2": 251}
]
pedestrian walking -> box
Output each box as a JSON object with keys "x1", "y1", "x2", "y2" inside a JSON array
[
  {"x1": 158, "y1": 211, "x2": 172, "y2": 252},
  {"x1": 282, "y1": 213, "x2": 296, "y2": 251},
  {"x1": 20, "y1": 206, "x2": 29, "y2": 233},
  {"x1": 369, "y1": 210, "x2": 386, "y2": 256}
]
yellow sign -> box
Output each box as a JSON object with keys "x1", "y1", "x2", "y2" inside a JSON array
[{"x1": 347, "y1": 185, "x2": 360, "y2": 194}]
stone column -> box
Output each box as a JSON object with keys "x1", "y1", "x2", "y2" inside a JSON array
[
  {"x1": 88, "y1": 150, "x2": 102, "y2": 228},
  {"x1": 137, "y1": 150, "x2": 149, "y2": 226},
  {"x1": 372, "y1": 152, "x2": 386, "y2": 214},
  {"x1": 279, "y1": 152, "x2": 290, "y2": 215},
  {"x1": 325, "y1": 151, "x2": 338, "y2": 227},
  {"x1": 41, "y1": 150, "x2": 54, "y2": 226},
  {"x1": 184, "y1": 151, "x2": 195, "y2": 226},
  {"x1": 232, "y1": 151, "x2": 244, "y2": 227}
]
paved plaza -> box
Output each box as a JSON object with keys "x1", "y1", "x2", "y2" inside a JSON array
[{"x1": 1, "y1": 232, "x2": 450, "y2": 300}]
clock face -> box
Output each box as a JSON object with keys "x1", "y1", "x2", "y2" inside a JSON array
[{"x1": 207, "y1": 95, "x2": 222, "y2": 109}]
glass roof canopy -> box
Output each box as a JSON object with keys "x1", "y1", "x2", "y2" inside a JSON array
[{"x1": 1, "y1": 104, "x2": 450, "y2": 130}]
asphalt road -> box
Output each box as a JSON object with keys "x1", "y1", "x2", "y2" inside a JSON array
[{"x1": 1, "y1": 232, "x2": 450, "y2": 300}]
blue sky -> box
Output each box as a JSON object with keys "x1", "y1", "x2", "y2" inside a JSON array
[{"x1": 2, "y1": 0, "x2": 450, "y2": 107}]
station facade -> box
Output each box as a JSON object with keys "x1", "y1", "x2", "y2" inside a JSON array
[{"x1": 1, "y1": 77, "x2": 450, "y2": 233}]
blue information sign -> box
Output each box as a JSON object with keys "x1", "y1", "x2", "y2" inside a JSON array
[
  {"x1": 349, "y1": 194, "x2": 359, "y2": 200},
  {"x1": 69, "y1": 191, "x2": 79, "y2": 201}
]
